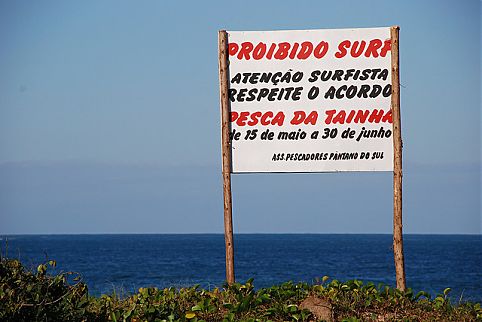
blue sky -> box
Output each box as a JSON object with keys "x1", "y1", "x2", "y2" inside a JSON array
[{"x1": 0, "y1": 0, "x2": 480, "y2": 234}]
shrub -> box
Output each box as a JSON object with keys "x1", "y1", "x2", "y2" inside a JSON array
[
  {"x1": 1, "y1": 258, "x2": 480, "y2": 321},
  {"x1": 0, "y1": 258, "x2": 94, "y2": 321}
]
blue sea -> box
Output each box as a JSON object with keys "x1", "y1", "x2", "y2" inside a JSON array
[{"x1": 2, "y1": 234, "x2": 481, "y2": 303}]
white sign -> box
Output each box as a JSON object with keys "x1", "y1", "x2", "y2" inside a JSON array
[{"x1": 226, "y1": 27, "x2": 393, "y2": 173}]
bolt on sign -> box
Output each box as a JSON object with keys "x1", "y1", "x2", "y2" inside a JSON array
[{"x1": 226, "y1": 27, "x2": 393, "y2": 173}]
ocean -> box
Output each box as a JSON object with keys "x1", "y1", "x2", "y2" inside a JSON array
[{"x1": 1, "y1": 234, "x2": 481, "y2": 303}]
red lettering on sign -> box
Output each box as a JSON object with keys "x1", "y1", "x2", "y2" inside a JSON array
[
  {"x1": 334, "y1": 39, "x2": 392, "y2": 58},
  {"x1": 325, "y1": 109, "x2": 393, "y2": 124},
  {"x1": 228, "y1": 41, "x2": 331, "y2": 60},
  {"x1": 231, "y1": 111, "x2": 285, "y2": 126}
]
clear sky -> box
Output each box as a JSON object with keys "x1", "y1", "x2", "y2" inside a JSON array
[{"x1": 0, "y1": 0, "x2": 480, "y2": 234}]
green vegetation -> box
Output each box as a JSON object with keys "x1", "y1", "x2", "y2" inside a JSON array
[{"x1": 1, "y1": 258, "x2": 480, "y2": 321}]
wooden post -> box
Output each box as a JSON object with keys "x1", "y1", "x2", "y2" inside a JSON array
[
  {"x1": 391, "y1": 25, "x2": 406, "y2": 291},
  {"x1": 218, "y1": 30, "x2": 235, "y2": 285}
]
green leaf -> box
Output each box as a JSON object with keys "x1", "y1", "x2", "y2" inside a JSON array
[
  {"x1": 415, "y1": 291, "x2": 430, "y2": 300},
  {"x1": 185, "y1": 312, "x2": 196, "y2": 319},
  {"x1": 37, "y1": 264, "x2": 47, "y2": 275},
  {"x1": 226, "y1": 312, "x2": 235, "y2": 322},
  {"x1": 123, "y1": 309, "x2": 133, "y2": 319},
  {"x1": 192, "y1": 305, "x2": 202, "y2": 311}
]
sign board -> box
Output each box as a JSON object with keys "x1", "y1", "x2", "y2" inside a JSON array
[
  {"x1": 218, "y1": 26, "x2": 405, "y2": 290},
  {"x1": 226, "y1": 28, "x2": 393, "y2": 173}
]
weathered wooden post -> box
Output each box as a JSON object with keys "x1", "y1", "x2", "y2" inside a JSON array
[
  {"x1": 218, "y1": 30, "x2": 235, "y2": 284},
  {"x1": 391, "y1": 25, "x2": 406, "y2": 291}
]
